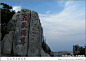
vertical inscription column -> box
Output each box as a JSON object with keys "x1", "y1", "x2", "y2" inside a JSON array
[
  {"x1": 19, "y1": 15, "x2": 28, "y2": 55},
  {"x1": 13, "y1": 9, "x2": 31, "y2": 56},
  {"x1": 28, "y1": 11, "x2": 39, "y2": 56}
]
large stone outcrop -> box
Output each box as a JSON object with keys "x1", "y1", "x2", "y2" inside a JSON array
[
  {"x1": 1, "y1": 9, "x2": 51, "y2": 57},
  {"x1": 28, "y1": 11, "x2": 41, "y2": 57}
]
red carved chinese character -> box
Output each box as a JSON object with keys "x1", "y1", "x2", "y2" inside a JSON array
[
  {"x1": 21, "y1": 22, "x2": 27, "y2": 28},
  {"x1": 21, "y1": 29, "x2": 27, "y2": 36},
  {"x1": 32, "y1": 32, "x2": 35, "y2": 34},
  {"x1": 21, "y1": 15, "x2": 28, "y2": 21},
  {"x1": 31, "y1": 38, "x2": 34, "y2": 41},
  {"x1": 32, "y1": 35, "x2": 35, "y2": 37},
  {"x1": 32, "y1": 28, "x2": 34, "y2": 31},
  {"x1": 20, "y1": 37, "x2": 26, "y2": 46}
]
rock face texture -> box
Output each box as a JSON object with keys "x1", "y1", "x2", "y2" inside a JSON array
[
  {"x1": 2, "y1": 31, "x2": 14, "y2": 54},
  {"x1": 1, "y1": 9, "x2": 51, "y2": 57},
  {"x1": 28, "y1": 11, "x2": 41, "y2": 57},
  {"x1": 41, "y1": 49, "x2": 50, "y2": 57},
  {"x1": 6, "y1": 19, "x2": 16, "y2": 33},
  {"x1": 13, "y1": 9, "x2": 31, "y2": 56}
]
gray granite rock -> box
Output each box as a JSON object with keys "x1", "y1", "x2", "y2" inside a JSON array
[
  {"x1": 46, "y1": 54, "x2": 51, "y2": 57},
  {"x1": 41, "y1": 49, "x2": 50, "y2": 57},
  {"x1": 12, "y1": 13, "x2": 20, "y2": 21},
  {"x1": 2, "y1": 31, "x2": 14, "y2": 54},
  {"x1": 1, "y1": 9, "x2": 51, "y2": 57},
  {"x1": 21, "y1": 9, "x2": 31, "y2": 14},
  {"x1": 41, "y1": 49, "x2": 46, "y2": 57},
  {"x1": 7, "y1": 19, "x2": 16, "y2": 33},
  {"x1": 38, "y1": 21, "x2": 42, "y2": 56},
  {"x1": 13, "y1": 9, "x2": 31, "y2": 56},
  {"x1": 28, "y1": 11, "x2": 41, "y2": 57}
]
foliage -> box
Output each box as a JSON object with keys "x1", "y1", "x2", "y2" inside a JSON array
[
  {"x1": 1, "y1": 3, "x2": 15, "y2": 40},
  {"x1": 74, "y1": 46, "x2": 85, "y2": 55},
  {"x1": 79, "y1": 46, "x2": 85, "y2": 55},
  {"x1": 1, "y1": 3, "x2": 15, "y2": 24}
]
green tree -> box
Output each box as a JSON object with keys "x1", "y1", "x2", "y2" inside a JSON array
[
  {"x1": 79, "y1": 46, "x2": 85, "y2": 55},
  {"x1": 1, "y1": 3, "x2": 15, "y2": 40}
]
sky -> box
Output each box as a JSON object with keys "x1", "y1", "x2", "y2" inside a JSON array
[{"x1": 1, "y1": 1, "x2": 85, "y2": 52}]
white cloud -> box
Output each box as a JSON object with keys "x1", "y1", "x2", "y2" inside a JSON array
[
  {"x1": 39, "y1": 1, "x2": 85, "y2": 45},
  {"x1": 13, "y1": 6, "x2": 21, "y2": 12},
  {"x1": 46, "y1": 11, "x2": 50, "y2": 14}
]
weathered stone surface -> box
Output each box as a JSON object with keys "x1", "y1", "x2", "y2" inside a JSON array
[
  {"x1": 41, "y1": 49, "x2": 46, "y2": 57},
  {"x1": 12, "y1": 13, "x2": 20, "y2": 21},
  {"x1": 46, "y1": 54, "x2": 51, "y2": 57},
  {"x1": 41, "y1": 27, "x2": 43, "y2": 47},
  {"x1": 13, "y1": 9, "x2": 31, "y2": 56},
  {"x1": 7, "y1": 19, "x2": 16, "y2": 33},
  {"x1": 21, "y1": 9, "x2": 31, "y2": 14},
  {"x1": 2, "y1": 31, "x2": 14, "y2": 54},
  {"x1": 28, "y1": 11, "x2": 41, "y2": 57},
  {"x1": 38, "y1": 22, "x2": 42, "y2": 56},
  {"x1": 41, "y1": 49, "x2": 50, "y2": 57},
  {"x1": 1, "y1": 9, "x2": 51, "y2": 57}
]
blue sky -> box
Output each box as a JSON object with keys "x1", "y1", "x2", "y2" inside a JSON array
[{"x1": 1, "y1": 1, "x2": 85, "y2": 52}]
